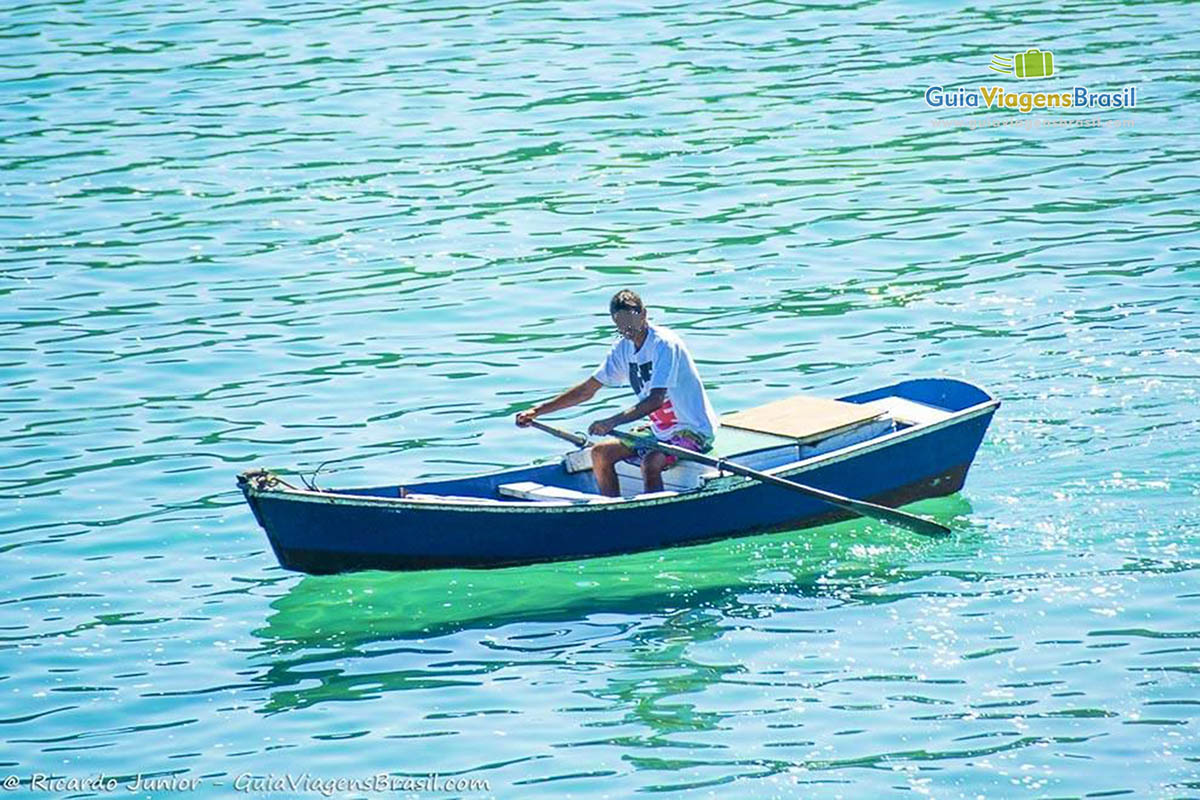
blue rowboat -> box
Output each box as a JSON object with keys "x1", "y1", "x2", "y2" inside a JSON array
[{"x1": 237, "y1": 378, "x2": 999, "y2": 574}]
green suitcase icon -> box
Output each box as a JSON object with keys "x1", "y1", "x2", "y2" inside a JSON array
[{"x1": 1014, "y1": 48, "x2": 1053, "y2": 78}]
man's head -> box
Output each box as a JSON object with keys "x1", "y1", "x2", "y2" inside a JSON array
[{"x1": 609, "y1": 289, "x2": 647, "y2": 340}]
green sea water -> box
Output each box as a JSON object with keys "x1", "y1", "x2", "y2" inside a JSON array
[{"x1": 2, "y1": 0, "x2": 1198, "y2": 797}]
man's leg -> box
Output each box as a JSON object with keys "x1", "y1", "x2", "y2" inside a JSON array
[
  {"x1": 591, "y1": 440, "x2": 634, "y2": 497},
  {"x1": 640, "y1": 450, "x2": 670, "y2": 493}
]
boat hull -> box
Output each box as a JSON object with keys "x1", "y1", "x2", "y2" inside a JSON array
[{"x1": 239, "y1": 380, "x2": 998, "y2": 574}]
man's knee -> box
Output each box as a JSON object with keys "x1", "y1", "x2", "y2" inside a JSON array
[
  {"x1": 591, "y1": 441, "x2": 626, "y2": 467},
  {"x1": 640, "y1": 451, "x2": 668, "y2": 478}
]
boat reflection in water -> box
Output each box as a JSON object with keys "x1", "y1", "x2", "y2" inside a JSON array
[{"x1": 249, "y1": 496, "x2": 977, "y2": 717}]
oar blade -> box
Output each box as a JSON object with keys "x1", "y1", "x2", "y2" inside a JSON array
[{"x1": 867, "y1": 505, "x2": 952, "y2": 538}]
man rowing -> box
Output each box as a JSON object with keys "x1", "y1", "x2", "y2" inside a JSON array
[{"x1": 515, "y1": 290, "x2": 719, "y2": 497}]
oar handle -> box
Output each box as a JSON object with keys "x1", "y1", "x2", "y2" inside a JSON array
[
  {"x1": 527, "y1": 419, "x2": 589, "y2": 448},
  {"x1": 527, "y1": 419, "x2": 654, "y2": 451}
]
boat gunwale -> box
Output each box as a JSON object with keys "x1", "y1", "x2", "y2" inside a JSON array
[{"x1": 242, "y1": 396, "x2": 1000, "y2": 514}]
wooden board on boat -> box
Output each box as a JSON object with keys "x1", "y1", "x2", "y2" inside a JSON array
[{"x1": 719, "y1": 394, "x2": 886, "y2": 443}]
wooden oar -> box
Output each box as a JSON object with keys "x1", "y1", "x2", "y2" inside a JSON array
[{"x1": 527, "y1": 419, "x2": 951, "y2": 539}]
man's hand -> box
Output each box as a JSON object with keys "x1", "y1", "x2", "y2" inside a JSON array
[
  {"x1": 588, "y1": 417, "x2": 616, "y2": 437},
  {"x1": 515, "y1": 379, "x2": 603, "y2": 430}
]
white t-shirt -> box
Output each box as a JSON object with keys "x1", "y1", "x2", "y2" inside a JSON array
[{"x1": 591, "y1": 323, "x2": 719, "y2": 441}]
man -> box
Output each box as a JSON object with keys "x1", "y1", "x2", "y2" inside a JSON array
[{"x1": 515, "y1": 290, "x2": 719, "y2": 497}]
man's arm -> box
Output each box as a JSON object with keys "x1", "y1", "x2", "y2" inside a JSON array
[
  {"x1": 515, "y1": 377, "x2": 603, "y2": 426},
  {"x1": 587, "y1": 388, "x2": 666, "y2": 436}
]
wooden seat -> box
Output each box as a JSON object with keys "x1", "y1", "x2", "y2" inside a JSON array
[
  {"x1": 857, "y1": 396, "x2": 952, "y2": 426},
  {"x1": 562, "y1": 447, "x2": 719, "y2": 490},
  {"x1": 401, "y1": 493, "x2": 510, "y2": 505},
  {"x1": 613, "y1": 458, "x2": 718, "y2": 490},
  {"x1": 498, "y1": 481, "x2": 612, "y2": 504}
]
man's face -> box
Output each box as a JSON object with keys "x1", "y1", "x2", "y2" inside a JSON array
[{"x1": 612, "y1": 308, "x2": 647, "y2": 340}]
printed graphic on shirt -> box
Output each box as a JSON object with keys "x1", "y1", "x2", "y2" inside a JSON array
[
  {"x1": 648, "y1": 398, "x2": 678, "y2": 431},
  {"x1": 628, "y1": 361, "x2": 653, "y2": 395}
]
